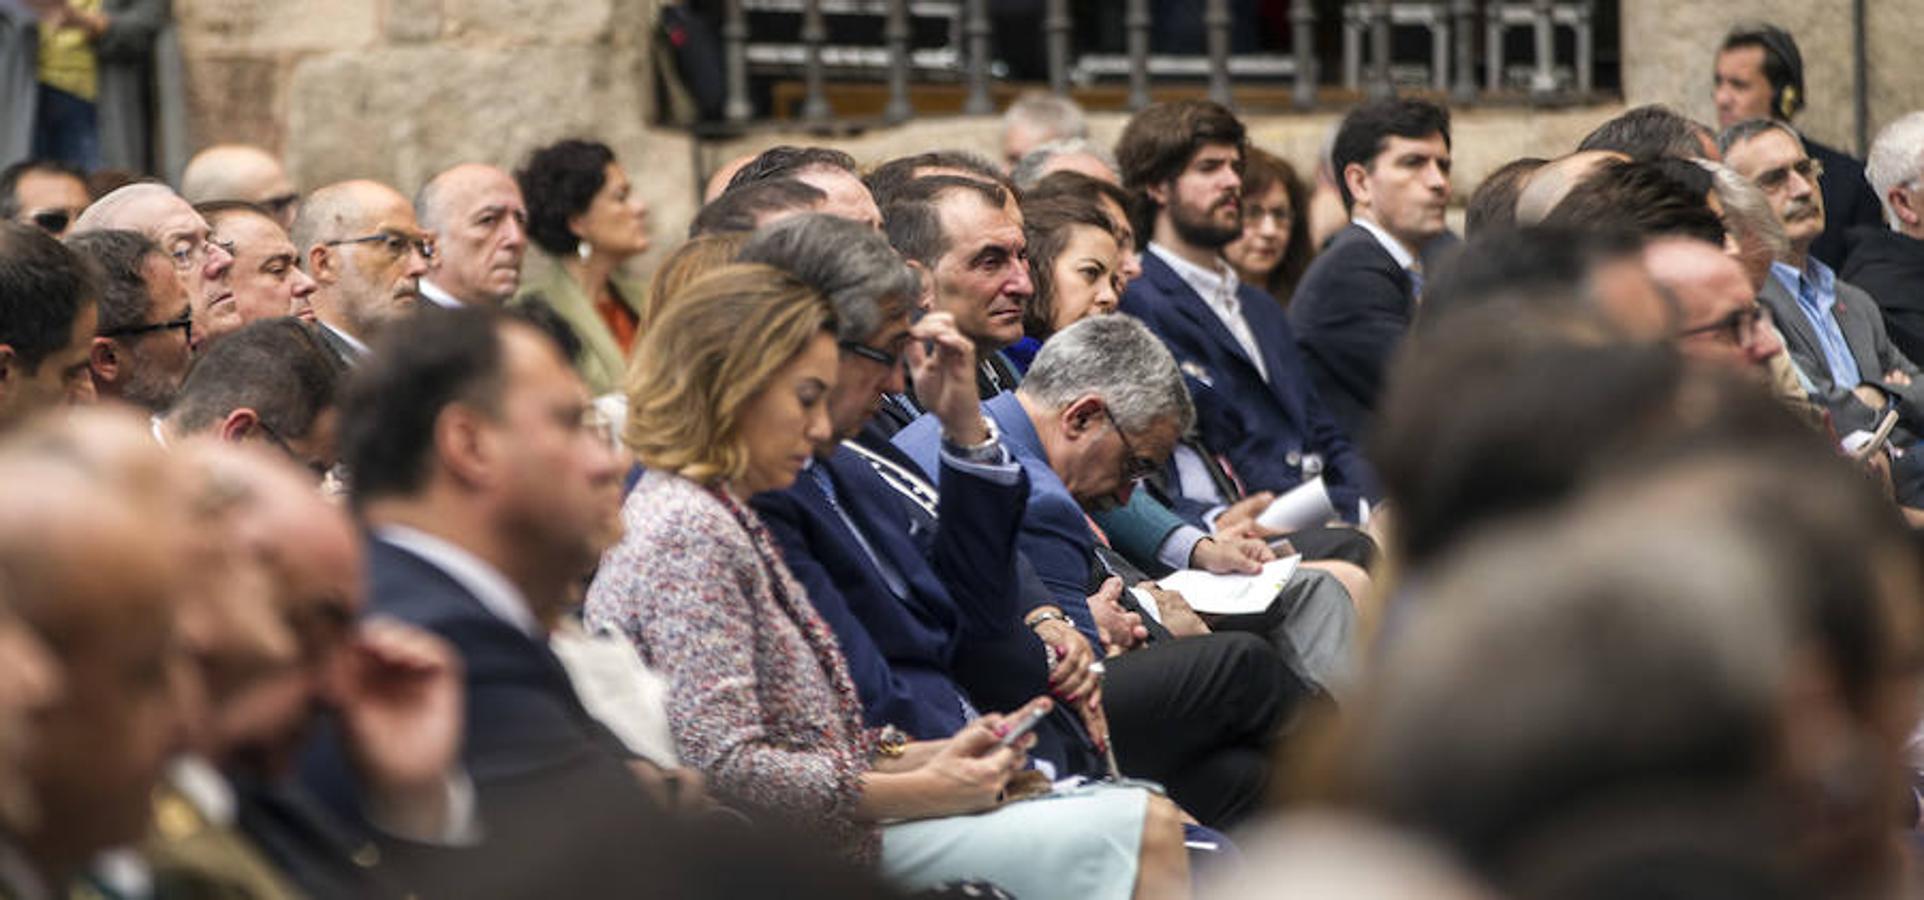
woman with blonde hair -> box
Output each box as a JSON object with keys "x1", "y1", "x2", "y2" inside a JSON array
[{"x1": 587, "y1": 263, "x2": 1188, "y2": 900}]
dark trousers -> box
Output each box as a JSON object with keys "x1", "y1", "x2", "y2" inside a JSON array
[
  {"x1": 32, "y1": 83, "x2": 99, "y2": 171},
  {"x1": 1104, "y1": 631, "x2": 1298, "y2": 828}
]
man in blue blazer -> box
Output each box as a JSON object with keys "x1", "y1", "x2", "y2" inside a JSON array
[
  {"x1": 1115, "y1": 99, "x2": 1380, "y2": 517},
  {"x1": 1285, "y1": 98, "x2": 1453, "y2": 441}
]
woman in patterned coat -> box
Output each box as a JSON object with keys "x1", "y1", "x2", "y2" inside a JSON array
[{"x1": 585, "y1": 263, "x2": 1189, "y2": 900}]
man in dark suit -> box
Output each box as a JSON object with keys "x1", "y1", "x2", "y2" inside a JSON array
[
  {"x1": 319, "y1": 307, "x2": 705, "y2": 894},
  {"x1": 1116, "y1": 99, "x2": 1379, "y2": 518},
  {"x1": 288, "y1": 180, "x2": 434, "y2": 367},
  {"x1": 1713, "y1": 24, "x2": 1882, "y2": 273},
  {"x1": 1285, "y1": 98, "x2": 1452, "y2": 440},
  {"x1": 1842, "y1": 111, "x2": 1924, "y2": 365},
  {"x1": 1725, "y1": 118, "x2": 1924, "y2": 439}
]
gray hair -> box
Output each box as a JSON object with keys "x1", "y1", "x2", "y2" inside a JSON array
[
  {"x1": 1715, "y1": 117, "x2": 1800, "y2": 159},
  {"x1": 1020, "y1": 314, "x2": 1194, "y2": 435},
  {"x1": 1698, "y1": 159, "x2": 1789, "y2": 259},
  {"x1": 1002, "y1": 91, "x2": 1089, "y2": 143},
  {"x1": 1867, "y1": 111, "x2": 1924, "y2": 229},
  {"x1": 738, "y1": 213, "x2": 919, "y2": 342},
  {"x1": 1011, "y1": 138, "x2": 1121, "y2": 191}
]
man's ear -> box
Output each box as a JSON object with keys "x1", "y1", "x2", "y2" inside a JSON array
[
  {"x1": 1890, "y1": 186, "x2": 1922, "y2": 229},
  {"x1": 307, "y1": 245, "x2": 337, "y2": 286},
  {"x1": 88, "y1": 337, "x2": 119, "y2": 383},
  {"x1": 1343, "y1": 161, "x2": 1372, "y2": 211},
  {"x1": 1060, "y1": 394, "x2": 1104, "y2": 440},
  {"x1": 434, "y1": 403, "x2": 492, "y2": 488},
  {"x1": 1144, "y1": 179, "x2": 1171, "y2": 208},
  {"x1": 216, "y1": 408, "x2": 260, "y2": 444},
  {"x1": 904, "y1": 259, "x2": 936, "y2": 312}
]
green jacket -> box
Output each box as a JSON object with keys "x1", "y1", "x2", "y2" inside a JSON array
[{"x1": 515, "y1": 254, "x2": 647, "y2": 396}]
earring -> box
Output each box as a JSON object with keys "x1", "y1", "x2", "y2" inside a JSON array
[{"x1": 576, "y1": 240, "x2": 591, "y2": 262}]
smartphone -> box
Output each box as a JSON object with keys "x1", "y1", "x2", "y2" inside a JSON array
[
  {"x1": 1853, "y1": 409, "x2": 1901, "y2": 463},
  {"x1": 996, "y1": 706, "x2": 1050, "y2": 748}
]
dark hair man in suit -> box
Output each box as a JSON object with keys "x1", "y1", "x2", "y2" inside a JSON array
[
  {"x1": 327, "y1": 307, "x2": 705, "y2": 892},
  {"x1": 65, "y1": 229, "x2": 194, "y2": 413},
  {"x1": 0, "y1": 222, "x2": 99, "y2": 428},
  {"x1": 1115, "y1": 100, "x2": 1379, "y2": 521},
  {"x1": 158, "y1": 317, "x2": 345, "y2": 478},
  {"x1": 1713, "y1": 23, "x2": 1881, "y2": 270},
  {"x1": 1287, "y1": 98, "x2": 1452, "y2": 440}
]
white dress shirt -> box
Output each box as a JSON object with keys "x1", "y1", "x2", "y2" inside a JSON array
[
  {"x1": 419, "y1": 279, "x2": 465, "y2": 309},
  {"x1": 1148, "y1": 242, "x2": 1269, "y2": 381}
]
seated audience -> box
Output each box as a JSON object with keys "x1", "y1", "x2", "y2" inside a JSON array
[
  {"x1": 1010, "y1": 138, "x2": 1120, "y2": 190},
  {"x1": 73, "y1": 182, "x2": 238, "y2": 348},
  {"x1": 157, "y1": 317, "x2": 344, "y2": 476},
  {"x1": 1461, "y1": 156, "x2": 1544, "y2": 237},
  {"x1": 688, "y1": 177, "x2": 825, "y2": 237},
  {"x1": 1025, "y1": 170, "x2": 1144, "y2": 286},
  {"x1": 1019, "y1": 192, "x2": 1123, "y2": 344},
  {"x1": 588, "y1": 263, "x2": 1191, "y2": 899},
  {"x1": 722, "y1": 146, "x2": 881, "y2": 229},
  {"x1": 1576, "y1": 103, "x2": 1720, "y2": 161},
  {"x1": 1001, "y1": 91, "x2": 1088, "y2": 172},
  {"x1": 514, "y1": 139, "x2": 651, "y2": 394}
]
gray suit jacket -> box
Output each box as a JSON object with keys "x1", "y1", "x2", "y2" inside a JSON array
[{"x1": 1758, "y1": 273, "x2": 1924, "y2": 435}]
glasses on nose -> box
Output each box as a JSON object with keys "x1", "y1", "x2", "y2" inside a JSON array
[
  {"x1": 169, "y1": 236, "x2": 226, "y2": 273},
  {"x1": 324, "y1": 230, "x2": 437, "y2": 262},
  {"x1": 252, "y1": 419, "x2": 334, "y2": 480},
  {"x1": 839, "y1": 339, "x2": 900, "y2": 368},
  {"x1": 1241, "y1": 205, "x2": 1292, "y2": 227},
  {"x1": 1099, "y1": 405, "x2": 1159, "y2": 483},
  {"x1": 1754, "y1": 157, "x2": 1824, "y2": 193},
  {"x1": 1677, "y1": 304, "x2": 1773, "y2": 349},
  {"x1": 100, "y1": 309, "x2": 194, "y2": 345}
]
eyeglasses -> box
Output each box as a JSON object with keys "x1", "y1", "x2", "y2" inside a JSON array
[
  {"x1": 253, "y1": 419, "x2": 334, "y2": 480},
  {"x1": 100, "y1": 309, "x2": 193, "y2": 344},
  {"x1": 1677, "y1": 303, "x2": 1773, "y2": 348},
  {"x1": 1099, "y1": 405, "x2": 1160, "y2": 483},
  {"x1": 1241, "y1": 204, "x2": 1293, "y2": 227},
  {"x1": 324, "y1": 230, "x2": 437, "y2": 262},
  {"x1": 168, "y1": 236, "x2": 227, "y2": 273},
  {"x1": 25, "y1": 208, "x2": 78, "y2": 234},
  {"x1": 1753, "y1": 157, "x2": 1825, "y2": 193},
  {"x1": 839, "y1": 339, "x2": 900, "y2": 368}
]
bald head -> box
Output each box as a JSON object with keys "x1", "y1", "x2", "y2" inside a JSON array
[
  {"x1": 76, "y1": 184, "x2": 241, "y2": 348},
  {"x1": 292, "y1": 180, "x2": 430, "y2": 341},
  {"x1": 1515, "y1": 150, "x2": 1630, "y2": 226},
  {"x1": 415, "y1": 164, "x2": 528, "y2": 305},
  {"x1": 180, "y1": 145, "x2": 297, "y2": 228}
]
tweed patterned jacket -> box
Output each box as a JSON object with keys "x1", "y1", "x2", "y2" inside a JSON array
[{"x1": 584, "y1": 470, "x2": 882, "y2": 862}]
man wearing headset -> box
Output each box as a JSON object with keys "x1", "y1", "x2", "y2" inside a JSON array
[{"x1": 1713, "y1": 22, "x2": 1883, "y2": 270}]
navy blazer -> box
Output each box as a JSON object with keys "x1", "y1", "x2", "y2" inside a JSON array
[
  {"x1": 1122, "y1": 249, "x2": 1378, "y2": 517},
  {"x1": 1285, "y1": 224, "x2": 1416, "y2": 439},
  {"x1": 1808, "y1": 136, "x2": 1885, "y2": 272},
  {"x1": 752, "y1": 446, "x2": 1040, "y2": 741},
  {"x1": 896, "y1": 393, "x2": 1106, "y2": 650}
]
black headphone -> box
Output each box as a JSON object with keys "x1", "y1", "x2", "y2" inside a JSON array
[{"x1": 1746, "y1": 23, "x2": 1806, "y2": 121}]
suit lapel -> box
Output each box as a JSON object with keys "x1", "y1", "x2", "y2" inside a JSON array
[
  {"x1": 1760, "y1": 277, "x2": 1832, "y2": 388},
  {"x1": 1145, "y1": 254, "x2": 1266, "y2": 381},
  {"x1": 1832, "y1": 285, "x2": 1884, "y2": 380}
]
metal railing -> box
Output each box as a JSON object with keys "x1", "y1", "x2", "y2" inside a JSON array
[{"x1": 715, "y1": 0, "x2": 1605, "y2": 125}]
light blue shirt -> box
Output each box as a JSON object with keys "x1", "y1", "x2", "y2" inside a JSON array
[{"x1": 1772, "y1": 259, "x2": 1860, "y2": 389}]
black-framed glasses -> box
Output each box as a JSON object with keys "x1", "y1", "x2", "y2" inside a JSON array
[
  {"x1": 1099, "y1": 405, "x2": 1160, "y2": 483},
  {"x1": 1677, "y1": 304, "x2": 1772, "y2": 348},
  {"x1": 324, "y1": 230, "x2": 436, "y2": 261},
  {"x1": 839, "y1": 339, "x2": 899, "y2": 367},
  {"x1": 1754, "y1": 157, "x2": 1825, "y2": 193},
  {"x1": 100, "y1": 309, "x2": 193, "y2": 344}
]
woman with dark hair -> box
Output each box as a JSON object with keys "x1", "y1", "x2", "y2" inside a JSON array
[
  {"x1": 1000, "y1": 190, "x2": 1124, "y2": 371},
  {"x1": 514, "y1": 138, "x2": 652, "y2": 395},
  {"x1": 1223, "y1": 147, "x2": 1314, "y2": 307}
]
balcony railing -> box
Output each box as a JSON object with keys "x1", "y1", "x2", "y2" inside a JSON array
[{"x1": 709, "y1": 0, "x2": 1608, "y2": 127}]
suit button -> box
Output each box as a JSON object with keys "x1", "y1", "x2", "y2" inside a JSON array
[{"x1": 352, "y1": 843, "x2": 382, "y2": 867}]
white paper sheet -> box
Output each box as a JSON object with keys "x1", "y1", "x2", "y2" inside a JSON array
[
  {"x1": 1153, "y1": 555, "x2": 1302, "y2": 616},
  {"x1": 1255, "y1": 476, "x2": 1336, "y2": 533}
]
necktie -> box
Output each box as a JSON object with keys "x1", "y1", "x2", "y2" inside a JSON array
[{"x1": 1407, "y1": 264, "x2": 1425, "y2": 300}]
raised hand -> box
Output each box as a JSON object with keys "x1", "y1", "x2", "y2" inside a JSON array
[
  {"x1": 904, "y1": 312, "x2": 990, "y2": 446},
  {"x1": 327, "y1": 616, "x2": 464, "y2": 835}
]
